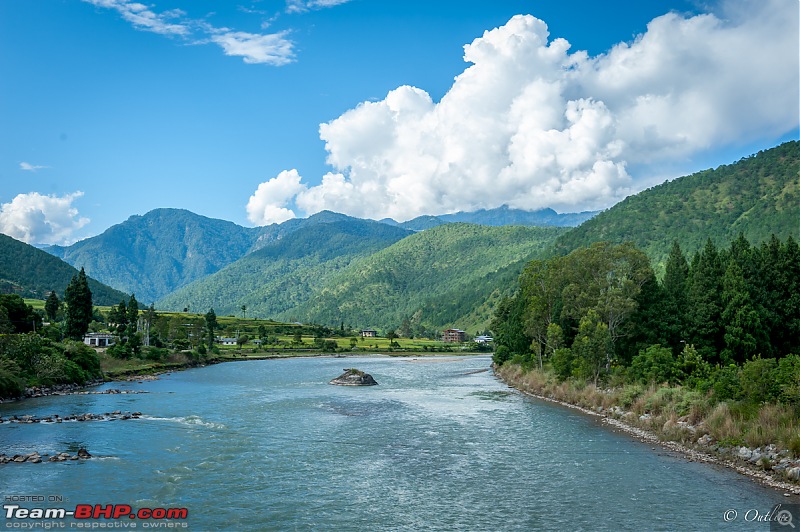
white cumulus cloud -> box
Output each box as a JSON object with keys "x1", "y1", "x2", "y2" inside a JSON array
[
  {"x1": 246, "y1": 169, "x2": 307, "y2": 225},
  {"x1": 253, "y1": 0, "x2": 798, "y2": 222},
  {"x1": 0, "y1": 192, "x2": 90, "y2": 245}
]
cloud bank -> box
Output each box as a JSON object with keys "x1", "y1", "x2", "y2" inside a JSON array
[
  {"x1": 247, "y1": 0, "x2": 799, "y2": 224},
  {"x1": 0, "y1": 192, "x2": 90, "y2": 245}
]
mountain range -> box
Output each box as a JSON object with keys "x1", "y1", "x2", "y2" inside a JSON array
[
  {"x1": 43, "y1": 205, "x2": 593, "y2": 305},
  {"x1": 4, "y1": 140, "x2": 795, "y2": 333}
]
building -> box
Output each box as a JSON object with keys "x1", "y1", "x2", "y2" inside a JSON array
[
  {"x1": 442, "y1": 329, "x2": 466, "y2": 343},
  {"x1": 83, "y1": 333, "x2": 116, "y2": 348},
  {"x1": 360, "y1": 329, "x2": 377, "y2": 338},
  {"x1": 219, "y1": 337, "x2": 238, "y2": 346},
  {"x1": 475, "y1": 335, "x2": 494, "y2": 344}
]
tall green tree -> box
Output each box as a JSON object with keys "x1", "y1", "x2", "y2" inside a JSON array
[
  {"x1": 45, "y1": 291, "x2": 60, "y2": 322},
  {"x1": 64, "y1": 268, "x2": 93, "y2": 340},
  {"x1": 720, "y1": 260, "x2": 765, "y2": 363},
  {"x1": 660, "y1": 241, "x2": 689, "y2": 353},
  {"x1": 204, "y1": 308, "x2": 218, "y2": 351},
  {"x1": 113, "y1": 299, "x2": 128, "y2": 336},
  {"x1": 685, "y1": 239, "x2": 724, "y2": 362},
  {"x1": 127, "y1": 294, "x2": 139, "y2": 334},
  {"x1": 571, "y1": 310, "x2": 610, "y2": 385},
  {"x1": 490, "y1": 295, "x2": 530, "y2": 358}
]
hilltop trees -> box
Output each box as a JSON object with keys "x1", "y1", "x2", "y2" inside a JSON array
[{"x1": 64, "y1": 268, "x2": 93, "y2": 340}]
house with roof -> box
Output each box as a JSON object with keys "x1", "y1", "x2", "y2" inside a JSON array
[
  {"x1": 83, "y1": 332, "x2": 116, "y2": 348},
  {"x1": 442, "y1": 329, "x2": 466, "y2": 343}
]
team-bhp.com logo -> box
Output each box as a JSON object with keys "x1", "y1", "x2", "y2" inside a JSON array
[{"x1": 5, "y1": 503, "x2": 188, "y2": 523}]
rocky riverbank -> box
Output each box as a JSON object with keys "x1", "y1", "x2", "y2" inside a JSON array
[{"x1": 496, "y1": 364, "x2": 800, "y2": 497}]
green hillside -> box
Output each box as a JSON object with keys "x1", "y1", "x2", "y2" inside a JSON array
[
  {"x1": 0, "y1": 233, "x2": 128, "y2": 305},
  {"x1": 157, "y1": 219, "x2": 413, "y2": 317},
  {"x1": 280, "y1": 223, "x2": 567, "y2": 332},
  {"x1": 47, "y1": 208, "x2": 264, "y2": 304},
  {"x1": 553, "y1": 141, "x2": 800, "y2": 271}
]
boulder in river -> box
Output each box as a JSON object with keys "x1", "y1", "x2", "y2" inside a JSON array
[{"x1": 329, "y1": 368, "x2": 378, "y2": 386}]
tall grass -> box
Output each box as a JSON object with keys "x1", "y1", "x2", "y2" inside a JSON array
[{"x1": 497, "y1": 362, "x2": 800, "y2": 458}]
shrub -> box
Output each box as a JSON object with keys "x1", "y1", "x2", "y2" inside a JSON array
[
  {"x1": 740, "y1": 356, "x2": 778, "y2": 403},
  {"x1": 629, "y1": 345, "x2": 679, "y2": 385},
  {"x1": 62, "y1": 341, "x2": 102, "y2": 379},
  {"x1": 0, "y1": 357, "x2": 24, "y2": 399},
  {"x1": 551, "y1": 347, "x2": 574, "y2": 381},
  {"x1": 775, "y1": 354, "x2": 800, "y2": 405},
  {"x1": 493, "y1": 345, "x2": 511, "y2": 366},
  {"x1": 710, "y1": 365, "x2": 742, "y2": 402}
]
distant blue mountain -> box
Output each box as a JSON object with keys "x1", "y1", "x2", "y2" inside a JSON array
[{"x1": 387, "y1": 205, "x2": 598, "y2": 231}]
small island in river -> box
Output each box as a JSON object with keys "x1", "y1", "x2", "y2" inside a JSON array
[{"x1": 329, "y1": 368, "x2": 378, "y2": 386}]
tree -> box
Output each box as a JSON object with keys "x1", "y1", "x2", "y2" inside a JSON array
[
  {"x1": 0, "y1": 295, "x2": 40, "y2": 333},
  {"x1": 64, "y1": 268, "x2": 93, "y2": 340},
  {"x1": 113, "y1": 299, "x2": 128, "y2": 336},
  {"x1": 571, "y1": 310, "x2": 610, "y2": 385},
  {"x1": 490, "y1": 295, "x2": 530, "y2": 356},
  {"x1": 720, "y1": 260, "x2": 765, "y2": 364},
  {"x1": 45, "y1": 291, "x2": 60, "y2": 322},
  {"x1": 127, "y1": 294, "x2": 139, "y2": 334},
  {"x1": 237, "y1": 334, "x2": 249, "y2": 349},
  {"x1": 660, "y1": 241, "x2": 689, "y2": 353},
  {"x1": 204, "y1": 308, "x2": 218, "y2": 351},
  {"x1": 685, "y1": 240, "x2": 724, "y2": 362}
]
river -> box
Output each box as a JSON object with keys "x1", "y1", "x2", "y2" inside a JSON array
[{"x1": 0, "y1": 355, "x2": 792, "y2": 530}]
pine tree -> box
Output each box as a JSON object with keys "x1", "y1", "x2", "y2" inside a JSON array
[
  {"x1": 721, "y1": 260, "x2": 765, "y2": 363},
  {"x1": 64, "y1": 268, "x2": 93, "y2": 340},
  {"x1": 660, "y1": 241, "x2": 689, "y2": 354},
  {"x1": 115, "y1": 299, "x2": 128, "y2": 336},
  {"x1": 205, "y1": 308, "x2": 218, "y2": 351},
  {"x1": 127, "y1": 294, "x2": 139, "y2": 334},
  {"x1": 685, "y1": 239, "x2": 724, "y2": 362},
  {"x1": 45, "y1": 291, "x2": 60, "y2": 322}
]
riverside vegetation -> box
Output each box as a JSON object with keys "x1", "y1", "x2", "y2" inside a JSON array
[{"x1": 490, "y1": 235, "x2": 800, "y2": 482}]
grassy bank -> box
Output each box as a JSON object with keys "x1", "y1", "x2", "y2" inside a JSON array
[{"x1": 496, "y1": 363, "x2": 800, "y2": 485}]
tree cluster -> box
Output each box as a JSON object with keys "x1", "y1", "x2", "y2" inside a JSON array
[{"x1": 491, "y1": 236, "x2": 800, "y2": 389}]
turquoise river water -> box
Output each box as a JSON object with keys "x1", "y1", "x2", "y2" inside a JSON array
[{"x1": 0, "y1": 355, "x2": 794, "y2": 530}]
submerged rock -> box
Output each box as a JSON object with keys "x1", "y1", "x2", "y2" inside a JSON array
[{"x1": 329, "y1": 368, "x2": 378, "y2": 386}]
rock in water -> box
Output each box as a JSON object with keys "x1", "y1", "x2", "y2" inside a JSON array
[{"x1": 329, "y1": 368, "x2": 378, "y2": 386}]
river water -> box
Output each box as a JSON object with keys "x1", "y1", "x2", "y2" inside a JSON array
[{"x1": 0, "y1": 355, "x2": 792, "y2": 530}]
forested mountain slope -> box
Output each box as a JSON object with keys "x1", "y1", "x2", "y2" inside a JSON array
[
  {"x1": 47, "y1": 209, "x2": 264, "y2": 304},
  {"x1": 157, "y1": 219, "x2": 413, "y2": 317},
  {"x1": 0, "y1": 233, "x2": 128, "y2": 305},
  {"x1": 552, "y1": 141, "x2": 800, "y2": 271},
  {"x1": 280, "y1": 223, "x2": 568, "y2": 332}
]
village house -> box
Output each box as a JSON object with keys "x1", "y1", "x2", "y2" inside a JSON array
[
  {"x1": 360, "y1": 329, "x2": 377, "y2": 338},
  {"x1": 442, "y1": 329, "x2": 466, "y2": 343},
  {"x1": 83, "y1": 332, "x2": 116, "y2": 348}
]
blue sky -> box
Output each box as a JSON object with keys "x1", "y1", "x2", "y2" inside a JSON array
[{"x1": 1, "y1": 0, "x2": 797, "y2": 244}]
